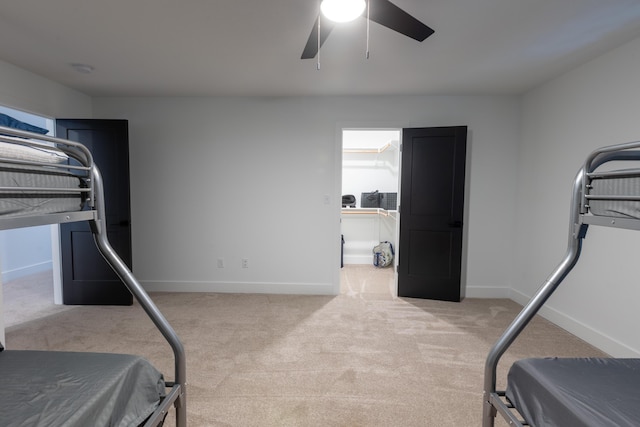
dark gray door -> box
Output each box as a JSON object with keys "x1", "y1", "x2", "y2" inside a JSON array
[
  {"x1": 57, "y1": 119, "x2": 133, "y2": 305},
  {"x1": 397, "y1": 126, "x2": 467, "y2": 302}
]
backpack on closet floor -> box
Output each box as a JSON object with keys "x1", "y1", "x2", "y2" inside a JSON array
[{"x1": 373, "y1": 241, "x2": 394, "y2": 268}]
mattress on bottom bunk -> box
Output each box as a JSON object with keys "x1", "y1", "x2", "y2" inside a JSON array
[
  {"x1": 0, "y1": 168, "x2": 85, "y2": 216},
  {"x1": 589, "y1": 176, "x2": 640, "y2": 218},
  {"x1": 0, "y1": 350, "x2": 165, "y2": 427},
  {"x1": 506, "y1": 357, "x2": 640, "y2": 427}
]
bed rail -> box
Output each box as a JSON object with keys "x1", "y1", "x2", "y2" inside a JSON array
[
  {"x1": 483, "y1": 140, "x2": 640, "y2": 427},
  {"x1": 582, "y1": 142, "x2": 640, "y2": 212},
  {"x1": 0, "y1": 125, "x2": 95, "y2": 229}
]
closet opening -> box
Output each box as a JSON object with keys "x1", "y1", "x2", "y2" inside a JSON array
[
  {"x1": 340, "y1": 128, "x2": 401, "y2": 298},
  {"x1": 0, "y1": 105, "x2": 66, "y2": 327}
]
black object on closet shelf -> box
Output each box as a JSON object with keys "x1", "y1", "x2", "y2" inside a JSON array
[
  {"x1": 362, "y1": 191, "x2": 398, "y2": 210},
  {"x1": 342, "y1": 194, "x2": 356, "y2": 208},
  {"x1": 361, "y1": 191, "x2": 381, "y2": 208}
]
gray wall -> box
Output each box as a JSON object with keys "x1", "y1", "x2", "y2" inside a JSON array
[
  {"x1": 515, "y1": 35, "x2": 640, "y2": 357},
  {"x1": 93, "y1": 95, "x2": 520, "y2": 296}
]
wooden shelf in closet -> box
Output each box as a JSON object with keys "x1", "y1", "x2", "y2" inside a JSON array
[
  {"x1": 341, "y1": 208, "x2": 398, "y2": 219},
  {"x1": 342, "y1": 142, "x2": 395, "y2": 154}
]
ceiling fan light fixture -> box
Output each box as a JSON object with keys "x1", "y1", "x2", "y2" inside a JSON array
[{"x1": 320, "y1": 0, "x2": 366, "y2": 23}]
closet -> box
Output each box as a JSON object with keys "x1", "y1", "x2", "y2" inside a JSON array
[{"x1": 341, "y1": 129, "x2": 400, "y2": 266}]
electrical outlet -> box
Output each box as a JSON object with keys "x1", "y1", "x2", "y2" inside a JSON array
[
  {"x1": 217, "y1": 258, "x2": 225, "y2": 268},
  {"x1": 241, "y1": 258, "x2": 249, "y2": 268}
]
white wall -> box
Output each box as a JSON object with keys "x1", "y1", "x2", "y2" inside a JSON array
[
  {"x1": 93, "y1": 95, "x2": 521, "y2": 297},
  {"x1": 0, "y1": 107, "x2": 54, "y2": 282},
  {"x1": 0, "y1": 227, "x2": 53, "y2": 281},
  {"x1": 0, "y1": 60, "x2": 92, "y2": 119},
  {"x1": 516, "y1": 35, "x2": 640, "y2": 357}
]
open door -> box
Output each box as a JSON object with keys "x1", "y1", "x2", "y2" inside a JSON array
[
  {"x1": 57, "y1": 119, "x2": 133, "y2": 305},
  {"x1": 397, "y1": 126, "x2": 467, "y2": 302}
]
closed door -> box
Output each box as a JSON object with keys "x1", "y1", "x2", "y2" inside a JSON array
[
  {"x1": 397, "y1": 126, "x2": 467, "y2": 301},
  {"x1": 57, "y1": 119, "x2": 133, "y2": 305}
]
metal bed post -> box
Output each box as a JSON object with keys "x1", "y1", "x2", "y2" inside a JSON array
[
  {"x1": 482, "y1": 169, "x2": 587, "y2": 427},
  {"x1": 90, "y1": 166, "x2": 187, "y2": 427}
]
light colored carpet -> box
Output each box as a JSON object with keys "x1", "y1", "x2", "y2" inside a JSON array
[
  {"x1": 5, "y1": 265, "x2": 606, "y2": 426},
  {"x1": 2, "y1": 269, "x2": 76, "y2": 327}
]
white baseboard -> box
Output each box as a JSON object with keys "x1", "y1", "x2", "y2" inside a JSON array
[
  {"x1": 343, "y1": 256, "x2": 373, "y2": 265},
  {"x1": 141, "y1": 280, "x2": 337, "y2": 296},
  {"x1": 509, "y1": 288, "x2": 640, "y2": 357},
  {"x1": 465, "y1": 285, "x2": 640, "y2": 356},
  {"x1": 464, "y1": 285, "x2": 511, "y2": 298},
  {"x1": 1, "y1": 261, "x2": 52, "y2": 282}
]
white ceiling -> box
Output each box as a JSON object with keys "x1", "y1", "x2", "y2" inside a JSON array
[{"x1": 1, "y1": 0, "x2": 640, "y2": 97}]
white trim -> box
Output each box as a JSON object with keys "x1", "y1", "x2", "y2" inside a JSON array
[
  {"x1": 509, "y1": 288, "x2": 640, "y2": 357},
  {"x1": 1, "y1": 261, "x2": 52, "y2": 282},
  {"x1": 343, "y1": 256, "x2": 374, "y2": 265},
  {"x1": 467, "y1": 286, "x2": 640, "y2": 356},
  {"x1": 51, "y1": 224, "x2": 63, "y2": 305},
  {"x1": 141, "y1": 280, "x2": 336, "y2": 296},
  {"x1": 464, "y1": 285, "x2": 511, "y2": 298}
]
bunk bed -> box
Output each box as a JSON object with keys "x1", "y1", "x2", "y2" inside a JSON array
[
  {"x1": 483, "y1": 140, "x2": 640, "y2": 427},
  {"x1": 0, "y1": 125, "x2": 186, "y2": 427}
]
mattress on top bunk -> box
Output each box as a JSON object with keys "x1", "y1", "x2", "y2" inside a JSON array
[
  {"x1": 0, "y1": 140, "x2": 69, "y2": 164},
  {"x1": 589, "y1": 176, "x2": 640, "y2": 218},
  {"x1": 0, "y1": 139, "x2": 86, "y2": 216},
  {"x1": 506, "y1": 357, "x2": 640, "y2": 427},
  {"x1": 0, "y1": 167, "x2": 86, "y2": 216},
  {"x1": 0, "y1": 350, "x2": 165, "y2": 427}
]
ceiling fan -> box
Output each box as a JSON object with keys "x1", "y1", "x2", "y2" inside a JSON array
[{"x1": 301, "y1": 0, "x2": 434, "y2": 59}]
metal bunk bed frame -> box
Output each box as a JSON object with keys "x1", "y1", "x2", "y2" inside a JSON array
[
  {"x1": 482, "y1": 140, "x2": 640, "y2": 427},
  {"x1": 0, "y1": 125, "x2": 186, "y2": 427}
]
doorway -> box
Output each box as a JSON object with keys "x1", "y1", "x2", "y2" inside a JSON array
[
  {"x1": 340, "y1": 129, "x2": 401, "y2": 295},
  {"x1": 339, "y1": 126, "x2": 468, "y2": 301}
]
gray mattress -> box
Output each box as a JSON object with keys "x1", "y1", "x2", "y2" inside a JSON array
[
  {"x1": 506, "y1": 357, "x2": 640, "y2": 427},
  {"x1": 0, "y1": 168, "x2": 85, "y2": 216},
  {"x1": 0, "y1": 350, "x2": 165, "y2": 427},
  {"x1": 589, "y1": 176, "x2": 640, "y2": 218}
]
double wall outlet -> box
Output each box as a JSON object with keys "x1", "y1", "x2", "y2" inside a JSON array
[{"x1": 217, "y1": 258, "x2": 249, "y2": 268}]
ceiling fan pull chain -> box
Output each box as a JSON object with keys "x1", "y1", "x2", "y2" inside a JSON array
[
  {"x1": 366, "y1": 0, "x2": 371, "y2": 59},
  {"x1": 317, "y1": 0, "x2": 322, "y2": 70}
]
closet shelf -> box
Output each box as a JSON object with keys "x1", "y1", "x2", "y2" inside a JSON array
[
  {"x1": 341, "y1": 208, "x2": 398, "y2": 219},
  {"x1": 343, "y1": 142, "x2": 395, "y2": 154}
]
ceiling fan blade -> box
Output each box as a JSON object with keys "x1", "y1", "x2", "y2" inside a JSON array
[
  {"x1": 368, "y1": 0, "x2": 434, "y2": 42},
  {"x1": 301, "y1": 15, "x2": 336, "y2": 59}
]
